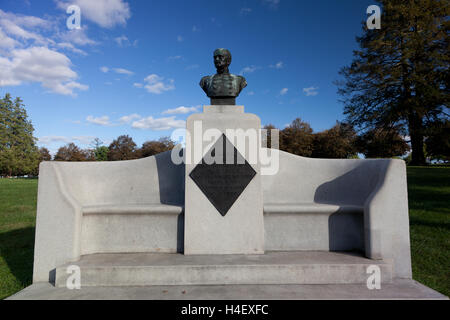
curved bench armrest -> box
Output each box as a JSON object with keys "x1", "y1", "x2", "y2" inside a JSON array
[
  {"x1": 363, "y1": 159, "x2": 412, "y2": 279},
  {"x1": 33, "y1": 161, "x2": 83, "y2": 283}
]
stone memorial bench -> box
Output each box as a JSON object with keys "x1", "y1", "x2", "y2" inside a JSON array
[
  {"x1": 33, "y1": 151, "x2": 184, "y2": 282},
  {"x1": 262, "y1": 150, "x2": 411, "y2": 279}
]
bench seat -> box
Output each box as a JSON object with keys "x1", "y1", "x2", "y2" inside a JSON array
[
  {"x1": 263, "y1": 202, "x2": 364, "y2": 252},
  {"x1": 82, "y1": 203, "x2": 183, "y2": 216},
  {"x1": 80, "y1": 203, "x2": 184, "y2": 255},
  {"x1": 264, "y1": 203, "x2": 363, "y2": 215}
]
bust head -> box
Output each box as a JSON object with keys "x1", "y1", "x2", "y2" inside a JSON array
[
  {"x1": 200, "y1": 48, "x2": 247, "y2": 105},
  {"x1": 214, "y1": 48, "x2": 231, "y2": 73}
]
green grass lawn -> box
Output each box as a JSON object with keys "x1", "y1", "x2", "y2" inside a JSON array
[
  {"x1": 0, "y1": 178, "x2": 37, "y2": 300},
  {"x1": 0, "y1": 167, "x2": 449, "y2": 299}
]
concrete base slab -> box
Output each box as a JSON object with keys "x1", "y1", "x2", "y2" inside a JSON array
[
  {"x1": 7, "y1": 280, "x2": 447, "y2": 300},
  {"x1": 54, "y1": 251, "x2": 393, "y2": 287}
]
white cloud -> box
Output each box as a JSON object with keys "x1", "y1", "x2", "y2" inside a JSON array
[
  {"x1": 58, "y1": 27, "x2": 97, "y2": 46},
  {"x1": 303, "y1": 86, "x2": 319, "y2": 96},
  {"x1": 0, "y1": 46, "x2": 88, "y2": 96},
  {"x1": 168, "y1": 55, "x2": 182, "y2": 61},
  {"x1": 100, "y1": 66, "x2": 109, "y2": 73},
  {"x1": 141, "y1": 74, "x2": 175, "y2": 94},
  {"x1": 240, "y1": 65, "x2": 261, "y2": 75},
  {"x1": 270, "y1": 61, "x2": 284, "y2": 69},
  {"x1": 56, "y1": 0, "x2": 131, "y2": 28},
  {"x1": 57, "y1": 42, "x2": 87, "y2": 55},
  {"x1": 71, "y1": 135, "x2": 98, "y2": 145},
  {"x1": 177, "y1": 35, "x2": 183, "y2": 42},
  {"x1": 38, "y1": 135, "x2": 96, "y2": 146},
  {"x1": 0, "y1": 11, "x2": 49, "y2": 44},
  {"x1": 119, "y1": 113, "x2": 141, "y2": 123},
  {"x1": 162, "y1": 106, "x2": 199, "y2": 115},
  {"x1": 263, "y1": 0, "x2": 281, "y2": 9},
  {"x1": 185, "y1": 64, "x2": 199, "y2": 70},
  {"x1": 86, "y1": 115, "x2": 111, "y2": 126},
  {"x1": 114, "y1": 35, "x2": 129, "y2": 47},
  {"x1": 280, "y1": 88, "x2": 288, "y2": 95},
  {"x1": 113, "y1": 67, "x2": 133, "y2": 75},
  {"x1": 247, "y1": 91, "x2": 255, "y2": 96},
  {"x1": 132, "y1": 116, "x2": 185, "y2": 131},
  {"x1": 133, "y1": 82, "x2": 143, "y2": 88},
  {"x1": 38, "y1": 135, "x2": 71, "y2": 145},
  {"x1": 0, "y1": 28, "x2": 18, "y2": 48}
]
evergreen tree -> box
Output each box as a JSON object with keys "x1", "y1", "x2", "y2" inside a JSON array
[
  {"x1": 356, "y1": 126, "x2": 410, "y2": 158},
  {"x1": 0, "y1": 93, "x2": 39, "y2": 176},
  {"x1": 336, "y1": 0, "x2": 449, "y2": 165}
]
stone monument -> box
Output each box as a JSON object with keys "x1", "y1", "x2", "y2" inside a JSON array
[
  {"x1": 184, "y1": 48, "x2": 264, "y2": 255},
  {"x1": 10, "y1": 49, "x2": 447, "y2": 300}
]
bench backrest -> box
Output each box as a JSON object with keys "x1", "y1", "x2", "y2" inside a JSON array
[{"x1": 262, "y1": 150, "x2": 389, "y2": 206}]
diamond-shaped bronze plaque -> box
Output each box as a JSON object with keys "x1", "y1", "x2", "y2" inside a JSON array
[{"x1": 189, "y1": 134, "x2": 256, "y2": 216}]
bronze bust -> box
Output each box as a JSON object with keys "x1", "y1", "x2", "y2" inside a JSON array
[{"x1": 200, "y1": 48, "x2": 247, "y2": 105}]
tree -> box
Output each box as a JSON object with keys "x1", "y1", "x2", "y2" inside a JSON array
[
  {"x1": 356, "y1": 127, "x2": 410, "y2": 158},
  {"x1": 39, "y1": 147, "x2": 51, "y2": 161},
  {"x1": 0, "y1": 93, "x2": 39, "y2": 176},
  {"x1": 312, "y1": 122, "x2": 358, "y2": 158},
  {"x1": 95, "y1": 146, "x2": 109, "y2": 161},
  {"x1": 140, "y1": 136, "x2": 175, "y2": 157},
  {"x1": 279, "y1": 118, "x2": 314, "y2": 156},
  {"x1": 425, "y1": 119, "x2": 449, "y2": 163},
  {"x1": 262, "y1": 124, "x2": 277, "y2": 148},
  {"x1": 336, "y1": 0, "x2": 449, "y2": 165},
  {"x1": 107, "y1": 135, "x2": 139, "y2": 161},
  {"x1": 54, "y1": 143, "x2": 93, "y2": 161},
  {"x1": 90, "y1": 138, "x2": 109, "y2": 161}
]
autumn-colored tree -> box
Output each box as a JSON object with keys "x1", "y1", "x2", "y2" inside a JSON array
[
  {"x1": 140, "y1": 136, "x2": 175, "y2": 157},
  {"x1": 107, "y1": 135, "x2": 139, "y2": 161},
  {"x1": 0, "y1": 93, "x2": 39, "y2": 176},
  {"x1": 312, "y1": 122, "x2": 358, "y2": 159},
  {"x1": 39, "y1": 147, "x2": 51, "y2": 161},
  {"x1": 54, "y1": 143, "x2": 93, "y2": 161},
  {"x1": 336, "y1": 0, "x2": 449, "y2": 165},
  {"x1": 279, "y1": 118, "x2": 314, "y2": 157},
  {"x1": 356, "y1": 127, "x2": 410, "y2": 158}
]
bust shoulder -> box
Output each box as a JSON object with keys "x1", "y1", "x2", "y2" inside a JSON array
[
  {"x1": 235, "y1": 75, "x2": 247, "y2": 90},
  {"x1": 200, "y1": 75, "x2": 212, "y2": 88}
]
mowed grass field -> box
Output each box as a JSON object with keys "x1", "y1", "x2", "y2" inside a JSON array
[{"x1": 0, "y1": 167, "x2": 449, "y2": 299}]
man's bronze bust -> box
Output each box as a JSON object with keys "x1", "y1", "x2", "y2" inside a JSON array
[{"x1": 200, "y1": 48, "x2": 247, "y2": 105}]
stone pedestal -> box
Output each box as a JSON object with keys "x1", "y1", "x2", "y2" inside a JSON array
[{"x1": 184, "y1": 105, "x2": 264, "y2": 255}]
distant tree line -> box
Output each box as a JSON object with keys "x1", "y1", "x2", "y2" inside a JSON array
[
  {"x1": 50, "y1": 135, "x2": 175, "y2": 162},
  {"x1": 264, "y1": 118, "x2": 412, "y2": 160},
  {"x1": 1, "y1": 94, "x2": 448, "y2": 177}
]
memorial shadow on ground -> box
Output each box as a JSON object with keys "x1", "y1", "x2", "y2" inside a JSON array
[
  {"x1": 155, "y1": 150, "x2": 186, "y2": 253},
  {"x1": 0, "y1": 227, "x2": 35, "y2": 288},
  {"x1": 313, "y1": 162, "x2": 389, "y2": 253}
]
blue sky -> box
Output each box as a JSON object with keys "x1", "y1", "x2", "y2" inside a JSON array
[{"x1": 0, "y1": 0, "x2": 376, "y2": 154}]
